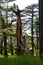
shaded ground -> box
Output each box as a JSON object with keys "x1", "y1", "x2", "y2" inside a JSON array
[{"x1": 0, "y1": 54, "x2": 43, "y2": 65}]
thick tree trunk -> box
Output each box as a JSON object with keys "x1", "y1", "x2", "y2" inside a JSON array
[
  {"x1": 16, "y1": 11, "x2": 22, "y2": 55},
  {"x1": 13, "y1": 5, "x2": 22, "y2": 55},
  {"x1": 39, "y1": 0, "x2": 43, "y2": 58}
]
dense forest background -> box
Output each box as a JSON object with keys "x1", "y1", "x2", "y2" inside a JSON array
[{"x1": 0, "y1": 0, "x2": 43, "y2": 61}]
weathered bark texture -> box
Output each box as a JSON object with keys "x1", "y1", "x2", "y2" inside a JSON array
[
  {"x1": 13, "y1": 6, "x2": 22, "y2": 55},
  {"x1": 16, "y1": 10, "x2": 22, "y2": 55}
]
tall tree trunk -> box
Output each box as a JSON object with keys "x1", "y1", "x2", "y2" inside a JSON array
[
  {"x1": 39, "y1": 0, "x2": 43, "y2": 58},
  {"x1": 16, "y1": 11, "x2": 22, "y2": 55},
  {"x1": 31, "y1": 6, "x2": 34, "y2": 55},
  {"x1": 3, "y1": 32, "x2": 7, "y2": 56},
  {"x1": 13, "y1": 5, "x2": 22, "y2": 55}
]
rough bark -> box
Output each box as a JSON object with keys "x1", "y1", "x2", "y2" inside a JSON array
[
  {"x1": 16, "y1": 10, "x2": 22, "y2": 55},
  {"x1": 13, "y1": 6, "x2": 22, "y2": 55}
]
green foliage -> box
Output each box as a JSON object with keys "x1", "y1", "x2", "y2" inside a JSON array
[
  {"x1": 0, "y1": 55, "x2": 43, "y2": 65},
  {"x1": 33, "y1": 17, "x2": 39, "y2": 29}
]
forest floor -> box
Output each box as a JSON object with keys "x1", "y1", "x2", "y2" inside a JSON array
[{"x1": 0, "y1": 54, "x2": 43, "y2": 65}]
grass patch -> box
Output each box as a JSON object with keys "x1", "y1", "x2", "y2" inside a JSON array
[{"x1": 0, "y1": 55, "x2": 43, "y2": 65}]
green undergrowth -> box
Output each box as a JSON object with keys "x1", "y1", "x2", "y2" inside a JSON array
[{"x1": 0, "y1": 55, "x2": 43, "y2": 65}]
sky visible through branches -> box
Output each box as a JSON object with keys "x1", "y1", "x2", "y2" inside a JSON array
[{"x1": 0, "y1": 0, "x2": 38, "y2": 36}]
